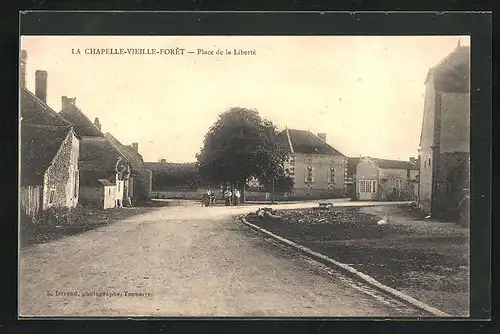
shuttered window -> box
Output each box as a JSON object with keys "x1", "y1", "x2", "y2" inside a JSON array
[
  {"x1": 305, "y1": 166, "x2": 315, "y2": 183},
  {"x1": 328, "y1": 167, "x2": 335, "y2": 184}
]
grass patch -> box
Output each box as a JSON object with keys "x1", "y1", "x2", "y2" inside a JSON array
[
  {"x1": 20, "y1": 205, "x2": 159, "y2": 248},
  {"x1": 246, "y1": 206, "x2": 470, "y2": 316}
]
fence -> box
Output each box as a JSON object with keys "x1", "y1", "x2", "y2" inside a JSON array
[{"x1": 20, "y1": 185, "x2": 43, "y2": 218}]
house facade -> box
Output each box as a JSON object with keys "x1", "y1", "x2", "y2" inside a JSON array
[
  {"x1": 279, "y1": 129, "x2": 347, "y2": 199},
  {"x1": 418, "y1": 43, "x2": 470, "y2": 218},
  {"x1": 19, "y1": 59, "x2": 80, "y2": 217},
  {"x1": 355, "y1": 157, "x2": 418, "y2": 201},
  {"x1": 58, "y1": 98, "x2": 152, "y2": 205},
  {"x1": 77, "y1": 136, "x2": 131, "y2": 208},
  {"x1": 105, "y1": 133, "x2": 153, "y2": 202}
]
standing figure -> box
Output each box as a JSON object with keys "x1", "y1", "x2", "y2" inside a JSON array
[
  {"x1": 225, "y1": 188, "x2": 232, "y2": 206},
  {"x1": 234, "y1": 189, "x2": 241, "y2": 205},
  {"x1": 208, "y1": 188, "x2": 215, "y2": 206}
]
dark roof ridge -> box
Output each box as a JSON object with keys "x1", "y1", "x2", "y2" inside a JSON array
[
  {"x1": 59, "y1": 104, "x2": 104, "y2": 135},
  {"x1": 286, "y1": 128, "x2": 345, "y2": 156},
  {"x1": 21, "y1": 86, "x2": 73, "y2": 126}
]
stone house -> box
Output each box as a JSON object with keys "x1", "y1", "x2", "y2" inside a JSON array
[
  {"x1": 355, "y1": 157, "x2": 419, "y2": 201},
  {"x1": 278, "y1": 129, "x2": 347, "y2": 199},
  {"x1": 418, "y1": 42, "x2": 470, "y2": 218},
  {"x1": 58, "y1": 97, "x2": 152, "y2": 205},
  {"x1": 19, "y1": 60, "x2": 80, "y2": 217}
]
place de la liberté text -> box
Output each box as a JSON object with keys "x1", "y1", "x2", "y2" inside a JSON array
[{"x1": 71, "y1": 48, "x2": 257, "y2": 56}]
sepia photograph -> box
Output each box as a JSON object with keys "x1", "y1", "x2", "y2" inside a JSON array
[{"x1": 19, "y1": 35, "x2": 471, "y2": 318}]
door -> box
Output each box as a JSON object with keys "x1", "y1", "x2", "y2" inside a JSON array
[{"x1": 358, "y1": 180, "x2": 377, "y2": 201}]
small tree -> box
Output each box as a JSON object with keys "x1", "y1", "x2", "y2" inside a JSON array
[{"x1": 196, "y1": 107, "x2": 289, "y2": 202}]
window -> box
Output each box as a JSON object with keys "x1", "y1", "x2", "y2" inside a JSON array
[
  {"x1": 49, "y1": 189, "x2": 55, "y2": 204},
  {"x1": 395, "y1": 179, "x2": 403, "y2": 189},
  {"x1": 305, "y1": 166, "x2": 315, "y2": 183},
  {"x1": 328, "y1": 167, "x2": 335, "y2": 183},
  {"x1": 73, "y1": 170, "x2": 79, "y2": 198},
  {"x1": 359, "y1": 180, "x2": 377, "y2": 193}
]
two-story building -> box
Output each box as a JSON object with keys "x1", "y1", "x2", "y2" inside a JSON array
[
  {"x1": 418, "y1": 42, "x2": 470, "y2": 219},
  {"x1": 278, "y1": 129, "x2": 347, "y2": 199}
]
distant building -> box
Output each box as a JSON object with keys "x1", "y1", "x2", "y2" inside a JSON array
[
  {"x1": 145, "y1": 161, "x2": 205, "y2": 199},
  {"x1": 19, "y1": 62, "x2": 80, "y2": 217},
  {"x1": 278, "y1": 129, "x2": 347, "y2": 199},
  {"x1": 355, "y1": 157, "x2": 418, "y2": 201},
  {"x1": 418, "y1": 42, "x2": 470, "y2": 218}
]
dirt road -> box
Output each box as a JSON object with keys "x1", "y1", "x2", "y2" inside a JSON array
[{"x1": 19, "y1": 200, "x2": 423, "y2": 317}]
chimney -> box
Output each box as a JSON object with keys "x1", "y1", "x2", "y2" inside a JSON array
[
  {"x1": 94, "y1": 117, "x2": 102, "y2": 131},
  {"x1": 35, "y1": 70, "x2": 48, "y2": 103},
  {"x1": 132, "y1": 142, "x2": 139, "y2": 153},
  {"x1": 61, "y1": 96, "x2": 77, "y2": 110},
  {"x1": 318, "y1": 133, "x2": 326, "y2": 142},
  {"x1": 20, "y1": 50, "x2": 27, "y2": 87}
]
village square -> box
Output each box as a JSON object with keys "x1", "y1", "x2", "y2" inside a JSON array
[{"x1": 19, "y1": 36, "x2": 470, "y2": 317}]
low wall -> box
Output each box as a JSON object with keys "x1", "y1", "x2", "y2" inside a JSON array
[{"x1": 152, "y1": 188, "x2": 346, "y2": 201}]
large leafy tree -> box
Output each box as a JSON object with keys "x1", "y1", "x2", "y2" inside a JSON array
[{"x1": 196, "y1": 107, "x2": 291, "y2": 200}]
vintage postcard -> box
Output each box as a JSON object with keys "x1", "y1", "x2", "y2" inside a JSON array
[{"x1": 19, "y1": 35, "x2": 471, "y2": 318}]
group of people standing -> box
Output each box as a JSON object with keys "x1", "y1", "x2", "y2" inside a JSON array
[
  {"x1": 223, "y1": 188, "x2": 241, "y2": 206},
  {"x1": 204, "y1": 187, "x2": 241, "y2": 207}
]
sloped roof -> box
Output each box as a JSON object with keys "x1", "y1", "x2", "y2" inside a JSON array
[
  {"x1": 104, "y1": 133, "x2": 150, "y2": 173},
  {"x1": 79, "y1": 137, "x2": 129, "y2": 173},
  {"x1": 279, "y1": 129, "x2": 345, "y2": 156},
  {"x1": 125, "y1": 145, "x2": 144, "y2": 161},
  {"x1": 98, "y1": 179, "x2": 114, "y2": 186},
  {"x1": 369, "y1": 157, "x2": 418, "y2": 171},
  {"x1": 425, "y1": 45, "x2": 470, "y2": 93},
  {"x1": 59, "y1": 104, "x2": 104, "y2": 137},
  {"x1": 20, "y1": 87, "x2": 72, "y2": 127},
  {"x1": 20, "y1": 124, "x2": 72, "y2": 186}
]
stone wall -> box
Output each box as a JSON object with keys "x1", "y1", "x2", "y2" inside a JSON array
[{"x1": 43, "y1": 131, "x2": 79, "y2": 210}]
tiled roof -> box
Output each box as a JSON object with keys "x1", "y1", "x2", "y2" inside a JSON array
[
  {"x1": 20, "y1": 124, "x2": 72, "y2": 186},
  {"x1": 279, "y1": 129, "x2": 345, "y2": 156},
  {"x1": 79, "y1": 137, "x2": 129, "y2": 173},
  {"x1": 425, "y1": 45, "x2": 470, "y2": 93},
  {"x1": 59, "y1": 104, "x2": 104, "y2": 137},
  {"x1": 104, "y1": 133, "x2": 150, "y2": 173},
  {"x1": 20, "y1": 87, "x2": 72, "y2": 127},
  {"x1": 369, "y1": 157, "x2": 418, "y2": 170}
]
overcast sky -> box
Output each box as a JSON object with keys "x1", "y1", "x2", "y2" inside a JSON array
[{"x1": 21, "y1": 35, "x2": 469, "y2": 163}]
